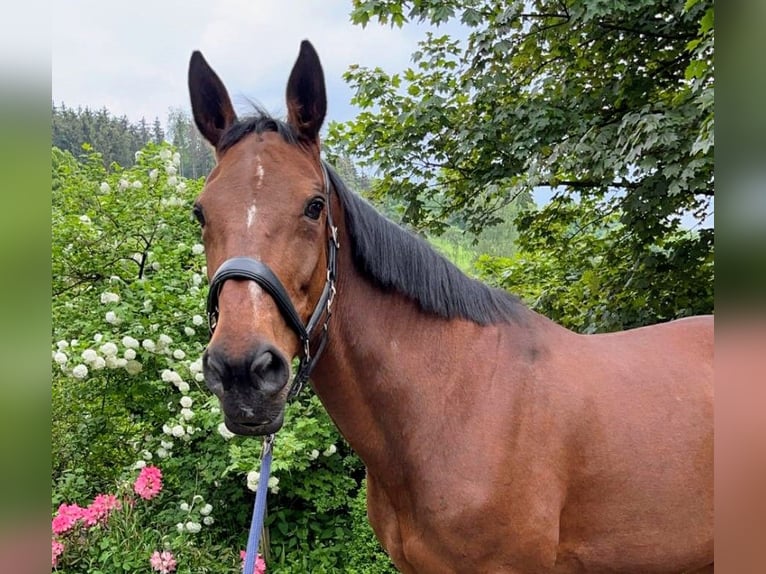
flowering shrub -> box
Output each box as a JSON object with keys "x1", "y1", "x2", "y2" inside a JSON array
[
  {"x1": 52, "y1": 143, "x2": 395, "y2": 572},
  {"x1": 150, "y1": 550, "x2": 177, "y2": 573},
  {"x1": 52, "y1": 466, "x2": 166, "y2": 570},
  {"x1": 241, "y1": 550, "x2": 267, "y2": 574},
  {"x1": 134, "y1": 466, "x2": 163, "y2": 500}
]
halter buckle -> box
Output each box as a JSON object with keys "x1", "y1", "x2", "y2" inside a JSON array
[
  {"x1": 327, "y1": 282, "x2": 337, "y2": 312},
  {"x1": 330, "y1": 225, "x2": 339, "y2": 248}
]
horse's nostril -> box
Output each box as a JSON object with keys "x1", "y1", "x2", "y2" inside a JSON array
[
  {"x1": 204, "y1": 344, "x2": 288, "y2": 395},
  {"x1": 252, "y1": 350, "x2": 276, "y2": 376},
  {"x1": 250, "y1": 345, "x2": 289, "y2": 393}
]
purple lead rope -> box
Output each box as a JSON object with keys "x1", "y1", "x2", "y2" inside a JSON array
[{"x1": 244, "y1": 435, "x2": 273, "y2": 574}]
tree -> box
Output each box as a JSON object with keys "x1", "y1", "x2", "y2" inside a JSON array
[
  {"x1": 152, "y1": 117, "x2": 165, "y2": 144},
  {"x1": 328, "y1": 0, "x2": 714, "y2": 329},
  {"x1": 476, "y1": 195, "x2": 713, "y2": 332},
  {"x1": 166, "y1": 107, "x2": 215, "y2": 180},
  {"x1": 52, "y1": 103, "x2": 161, "y2": 167}
]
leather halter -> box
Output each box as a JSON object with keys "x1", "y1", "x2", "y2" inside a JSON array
[{"x1": 206, "y1": 162, "x2": 338, "y2": 399}]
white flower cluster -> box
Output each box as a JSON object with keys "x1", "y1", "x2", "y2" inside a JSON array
[
  {"x1": 162, "y1": 421, "x2": 195, "y2": 440},
  {"x1": 161, "y1": 195, "x2": 185, "y2": 208},
  {"x1": 189, "y1": 357, "x2": 204, "y2": 383},
  {"x1": 158, "y1": 149, "x2": 187, "y2": 206},
  {"x1": 323, "y1": 444, "x2": 337, "y2": 457},
  {"x1": 217, "y1": 422, "x2": 235, "y2": 440},
  {"x1": 157, "y1": 439, "x2": 174, "y2": 460},
  {"x1": 246, "y1": 471, "x2": 259, "y2": 491},
  {"x1": 246, "y1": 471, "x2": 280, "y2": 494},
  {"x1": 175, "y1": 495, "x2": 214, "y2": 533},
  {"x1": 307, "y1": 444, "x2": 337, "y2": 461},
  {"x1": 160, "y1": 389, "x2": 201, "y2": 440},
  {"x1": 161, "y1": 369, "x2": 190, "y2": 394},
  {"x1": 54, "y1": 332, "x2": 144, "y2": 380},
  {"x1": 177, "y1": 520, "x2": 202, "y2": 534},
  {"x1": 100, "y1": 291, "x2": 120, "y2": 304}
]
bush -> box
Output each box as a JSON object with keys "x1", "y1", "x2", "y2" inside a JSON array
[{"x1": 51, "y1": 143, "x2": 394, "y2": 572}]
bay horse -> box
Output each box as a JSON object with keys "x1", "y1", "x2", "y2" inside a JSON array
[{"x1": 188, "y1": 41, "x2": 713, "y2": 573}]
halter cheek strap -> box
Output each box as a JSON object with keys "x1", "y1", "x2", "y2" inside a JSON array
[{"x1": 206, "y1": 161, "x2": 338, "y2": 399}]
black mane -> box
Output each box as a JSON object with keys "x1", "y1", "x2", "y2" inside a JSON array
[
  {"x1": 326, "y1": 168, "x2": 524, "y2": 326},
  {"x1": 217, "y1": 109, "x2": 524, "y2": 326},
  {"x1": 218, "y1": 108, "x2": 302, "y2": 154}
]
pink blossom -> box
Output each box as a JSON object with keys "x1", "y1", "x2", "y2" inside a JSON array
[
  {"x1": 52, "y1": 503, "x2": 85, "y2": 535},
  {"x1": 134, "y1": 465, "x2": 163, "y2": 500},
  {"x1": 240, "y1": 550, "x2": 267, "y2": 574},
  {"x1": 82, "y1": 493, "x2": 121, "y2": 527},
  {"x1": 149, "y1": 550, "x2": 177, "y2": 573},
  {"x1": 52, "y1": 539, "x2": 64, "y2": 567}
]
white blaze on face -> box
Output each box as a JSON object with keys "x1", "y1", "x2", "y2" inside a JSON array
[
  {"x1": 247, "y1": 155, "x2": 265, "y2": 230},
  {"x1": 255, "y1": 156, "x2": 265, "y2": 185},
  {"x1": 248, "y1": 282, "x2": 267, "y2": 320}
]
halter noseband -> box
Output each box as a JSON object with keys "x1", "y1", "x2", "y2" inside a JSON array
[{"x1": 205, "y1": 161, "x2": 338, "y2": 399}]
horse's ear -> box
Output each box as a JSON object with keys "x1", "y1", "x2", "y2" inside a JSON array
[
  {"x1": 188, "y1": 51, "x2": 237, "y2": 148},
  {"x1": 286, "y1": 40, "x2": 327, "y2": 144}
]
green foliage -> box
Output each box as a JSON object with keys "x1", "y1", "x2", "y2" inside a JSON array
[
  {"x1": 476, "y1": 195, "x2": 713, "y2": 332},
  {"x1": 52, "y1": 143, "x2": 394, "y2": 572},
  {"x1": 345, "y1": 481, "x2": 398, "y2": 574},
  {"x1": 329, "y1": 0, "x2": 714, "y2": 329}
]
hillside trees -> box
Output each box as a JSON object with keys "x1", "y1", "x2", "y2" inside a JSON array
[
  {"x1": 329, "y1": 0, "x2": 714, "y2": 330},
  {"x1": 52, "y1": 103, "x2": 164, "y2": 167}
]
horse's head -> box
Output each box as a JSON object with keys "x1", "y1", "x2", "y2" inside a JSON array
[{"x1": 188, "y1": 41, "x2": 331, "y2": 435}]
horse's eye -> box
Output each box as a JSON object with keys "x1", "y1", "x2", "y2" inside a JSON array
[
  {"x1": 304, "y1": 197, "x2": 325, "y2": 220},
  {"x1": 192, "y1": 204, "x2": 205, "y2": 226}
]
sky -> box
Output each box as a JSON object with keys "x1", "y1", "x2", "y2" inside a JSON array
[{"x1": 51, "y1": 0, "x2": 437, "y2": 127}]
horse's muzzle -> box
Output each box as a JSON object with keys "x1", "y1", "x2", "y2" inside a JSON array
[{"x1": 202, "y1": 342, "x2": 290, "y2": 435}]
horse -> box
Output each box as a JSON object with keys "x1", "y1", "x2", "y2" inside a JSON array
[{"x1": 187, "y1": 40, "x2": 714, "y2": 573}]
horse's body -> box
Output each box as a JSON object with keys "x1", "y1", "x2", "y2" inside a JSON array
[
  {"x1": 188, "y1": 41, "x2": 714, "y2": 573},
  {"x1": 314, "y1": 290, "x2": 713, "y2": 572},
  {"x1": 312, "y1": 251, "x2": 713, "y2": 573}
]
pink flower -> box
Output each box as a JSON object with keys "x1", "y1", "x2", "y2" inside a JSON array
[
  {"x1": 52, "y1": 503, "x2": 85, "y2": 535},
  {"x1": 240, "y1": 550, "x2": 267, "y2": 574},
  {"x1": 82, "y1": 493, "x2": 121, "y2": 527},
  {"x1": 134, "y1": 466, "x2": 163, "y2": 500},
  {"x1": 149, "y1": 550, "x2": 177, "y2": 573},
  {"x1": 52, "y1": 539, "x2": 64, "y2": 567}
]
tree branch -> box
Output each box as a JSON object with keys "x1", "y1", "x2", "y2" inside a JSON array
[
  {"x1": 596, "y1": 20, "x2": 696, "y2": 42},
  {"x1": 556, "y1": 179, "x2": 640, "y2": 190}
]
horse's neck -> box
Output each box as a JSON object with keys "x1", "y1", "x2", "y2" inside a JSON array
[{"x1": 308, "y1": 256, "x2": 519, "y2": 485}]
